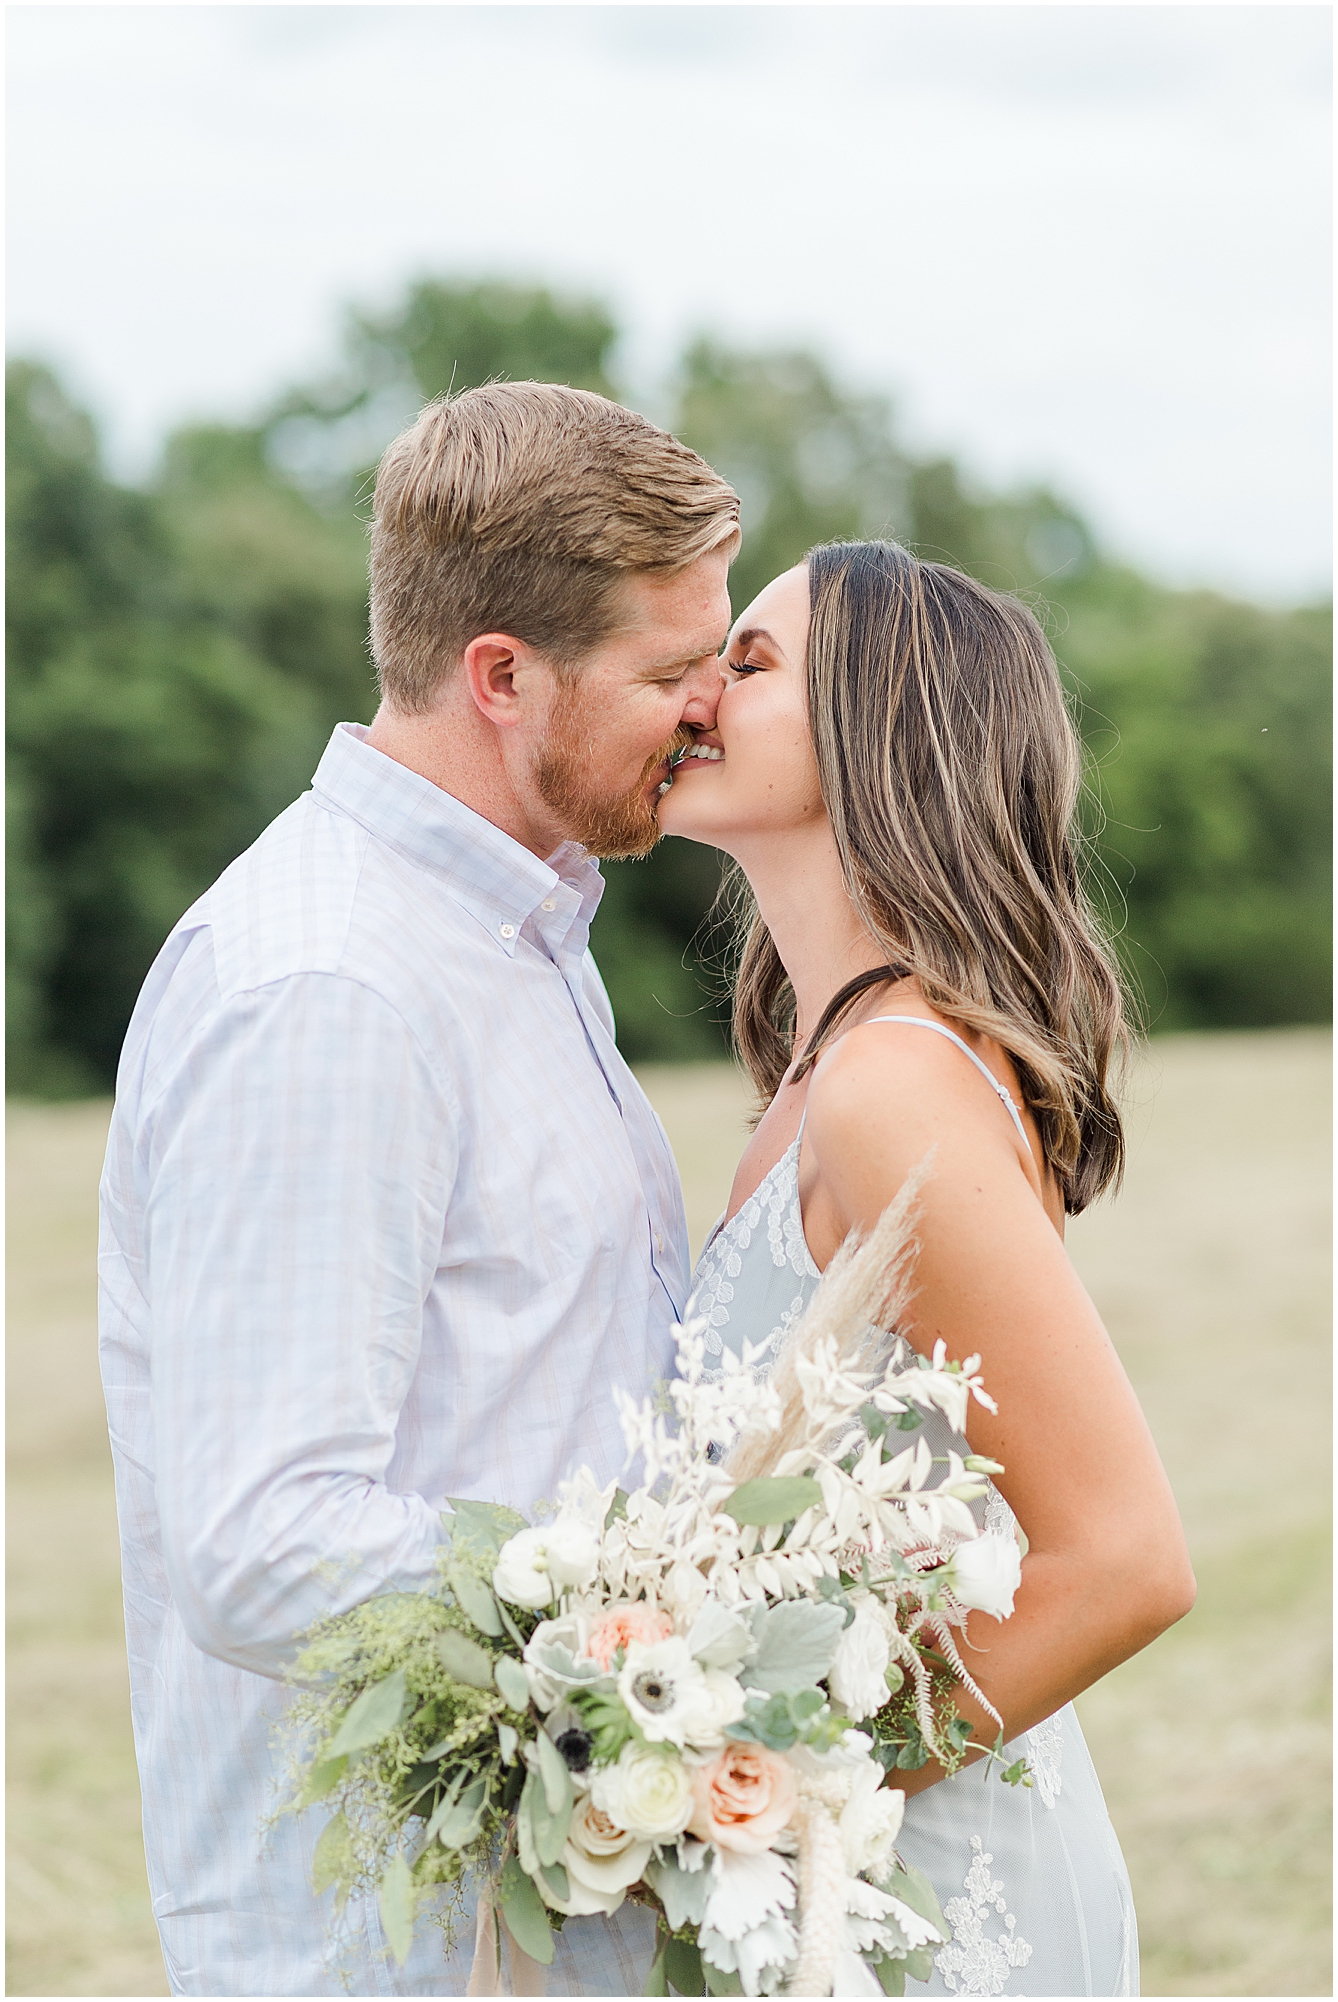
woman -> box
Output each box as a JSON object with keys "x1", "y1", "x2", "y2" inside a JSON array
[{"x1": 659, "y1": 541, "x2": 1195, "y2": 1998}]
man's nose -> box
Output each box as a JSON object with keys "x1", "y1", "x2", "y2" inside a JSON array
[{"x1": 679, "y1": 657, "x2": 723, "y2": 729}]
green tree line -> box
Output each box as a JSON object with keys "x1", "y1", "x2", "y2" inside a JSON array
[{"x1": 7, "y1": 280, "x2": 1330, "y2": 1094}]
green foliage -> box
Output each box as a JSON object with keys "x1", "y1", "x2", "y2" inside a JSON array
[
  {"x1": 730, "y1": 1685, "x2": 841, "y2": 1752},
  {"x1": 497, "y1": 1854, "x2": 556, "y2": 1964},
  {"x1": 721, "y1": 1474, "x2": 822, "y2": 1525},
  {"x1": 378, "y1": 1853, "x2": 417, "y2": 1966},
  {"x1": 7, "y1": 282, "x2": 1329, "y2": 1094}
]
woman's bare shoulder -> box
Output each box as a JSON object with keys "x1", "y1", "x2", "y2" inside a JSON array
[{"x1": 805, "y1": 1010, "x2": 1008, "y2": 1138}]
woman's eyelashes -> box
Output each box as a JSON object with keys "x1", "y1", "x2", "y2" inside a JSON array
[{"x1": 726, "y1": 656, "x2": 765, "y2": 677}]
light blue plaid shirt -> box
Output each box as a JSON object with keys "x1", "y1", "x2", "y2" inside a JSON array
[{"x1": 99, "y1": 723, "x2": 688, "y2": 1995}]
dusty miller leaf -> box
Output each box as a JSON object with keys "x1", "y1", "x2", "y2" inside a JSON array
[{"x1": 746, "y1": 1600, "x2": 845, "y2": 1694}]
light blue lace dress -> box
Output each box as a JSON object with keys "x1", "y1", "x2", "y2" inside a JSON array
[{"x1": 690, "y1": 1019, "x2": 1138, "y2": 1998}]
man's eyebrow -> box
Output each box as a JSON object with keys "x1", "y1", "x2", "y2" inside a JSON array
[{"x1": 640, "y1": 631, "x2": 731, "y2": 673}]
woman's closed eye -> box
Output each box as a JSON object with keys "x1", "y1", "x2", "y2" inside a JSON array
[{"x1": 726, "y1": 656, "x2": 766, "y2": 677}]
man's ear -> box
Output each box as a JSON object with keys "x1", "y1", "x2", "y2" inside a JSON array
[{"x1": 461, "y1": 634, "x2": 540, "y2": 728}]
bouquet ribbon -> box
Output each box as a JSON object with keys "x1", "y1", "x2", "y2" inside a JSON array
[{"x1": 466, "y1": 1889, "x2": 547, "y2": 1998}]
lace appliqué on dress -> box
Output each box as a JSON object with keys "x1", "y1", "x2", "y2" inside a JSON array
[
  {"x1": 691, "y1": 1142, "x2": 817, "y2": 1379},
  {"x1": 983, "y1": 1482, "x2": 1018, "y2": 1542},
  {"x1": 935, "y1": 1835, "x2": 1034, "y2": 1997},
  {"x1": 1024, "y1": 1713, "x2": 1063, "y2": 1811}
]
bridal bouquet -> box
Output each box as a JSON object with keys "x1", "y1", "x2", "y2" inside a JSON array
[{"x1": 276, "y1": 1183, "x2": 1024, "y2": 1997}]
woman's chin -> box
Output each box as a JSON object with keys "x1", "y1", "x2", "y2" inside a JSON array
[{"x1": 657, "y1": 792, "x2": 724, "y2": 845}]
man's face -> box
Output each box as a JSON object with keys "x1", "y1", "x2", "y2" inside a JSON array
[{"x1": 532, "y1": 545, "x2": 734, "y2": 859}]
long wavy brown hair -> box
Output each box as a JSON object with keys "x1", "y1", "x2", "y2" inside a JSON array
[{"x1": 729, "y1": 540, "x2": 1133, "y2": 1215}]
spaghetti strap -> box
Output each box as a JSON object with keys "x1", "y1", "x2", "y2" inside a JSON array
[{"x1": 860, "y1": 1015, "x2": 1034, "y2": 1156}]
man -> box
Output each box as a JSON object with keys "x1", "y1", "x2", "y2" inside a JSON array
[{"x1": 98, "y1": 382, "x2": 739, "y2": 1997}]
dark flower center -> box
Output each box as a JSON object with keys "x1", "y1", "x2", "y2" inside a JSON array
[
  {"x1": 631, "y1": 1671, "x2": 674, "y2": 1713},
  {"x1": 555, "y1": 1727, "x2": 592, "y2": 1773}
]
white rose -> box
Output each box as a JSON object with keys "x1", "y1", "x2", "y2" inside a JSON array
[
  {"x1": 827, "y1": 1596, "x2": 892, "y2": 1722},
  {"x1": 838, "y1": 1759, "x2": 905, "y2": 1879},
  {"x1": 590, "y1": 1742, "x2": 695, "y2": 1840},
  {"x1": 691, "y1": 1669, "x2": 748, "y2": 1750},
  {"x1": 544, "y1": 1516, "x2": 601, "y2": 1589},
  {"x1": 949, "y1": 1531, "x2": 1022, "y2": 1620},
  {"x1": 493, "y1": 1528, "x2": 556, "y2": 1610},
  {"x1": 539, "y1": 1794, "x2": 652, "y2": 1917}
]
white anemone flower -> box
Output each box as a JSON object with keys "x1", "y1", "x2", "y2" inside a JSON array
[{"x1": 617, "y1": 1637, "x2": 737, "y2": 1749}]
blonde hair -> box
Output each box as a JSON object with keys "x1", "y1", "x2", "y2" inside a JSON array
[
  {"x1": 732, "y1": 540, "x2": 1133, "y2": 1215},
  {"x1": 369, "y1": 382, "x2": 740, "y2": 710}
]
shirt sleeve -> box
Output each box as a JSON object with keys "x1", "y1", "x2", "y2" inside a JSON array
[{"x1": 143, "y1": 968, "x2": 459, "y2": 1680}]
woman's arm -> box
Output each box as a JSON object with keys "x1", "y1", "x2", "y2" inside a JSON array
[{"x1": 801, "y1": 1025, "x2": 1196, "y2": 1794}]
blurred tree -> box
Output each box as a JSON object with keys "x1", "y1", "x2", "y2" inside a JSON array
[
  {"x1": 1050, "y1": 570, "x2": 1332, "y2": 1027},
  {"x1": 6, "y1": 291, "x2": 1330, "y2": 1096},
  {"x1": 6, "y1": 365, "x2": 331, "y2": 1089},
  {"x1": 263, "y1": 278, "x2": 619, "y2": 499}
]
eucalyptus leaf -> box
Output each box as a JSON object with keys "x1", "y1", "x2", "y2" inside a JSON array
[
  {"x1": 746, "y1": 1600, "x2": 845, "y2": 1694},
  {"x1": 435, "y1": 1628, "x2": 496, "y2": 1689},
  {"x1": 431, "y1": 1777, "x2": 487, "y2": 1850},
  {"x1": 296, "y1": 1753, "x2": 347, "y2": 1807},
  {"x1": 527, "y1": 1766, "x2": 572, "y2": 1868},
  {"x1": 665, "y1": 1935, "x2": 706, "y2": 1995},
  {"x1": 536, "y1": 1729, "x2": 574, "y2": 1819},
  {"x1": 378, "y1": 1854, "x2": 416, "y2": 1967},
  {"x1": 902, "y1": 1947, "x2": 935, "y2": 1983},
  {"x1": 539, "y1": 1860, "x2": 570, "y2": 1903},
  {"x1": 643, "y1": 1942, "x2": 670, "y2": 1997},
  {"x1": 498, "y1": 1858, "x2": 556, "y2": 1965},
  {"x1": 494, "y1": 1595, "x2": 527, "y2": 1647},
  {"x1": 499, "y1": 1724, "x2": 519, "y2": 1765},
  {"x1": 446, "y1": 1497, "x2": 528, "y2": 1560},
  {"x1": 311, "y1": 1811, "x2": 353, "y2": 1898},
  {"x1": 421, "y1": 1773, "x2": 465, "y2": 1844},
  {"x1": 722, "y1": 1475, "x2": 822, "y2": 1526},
  {"x1": 448, "y1": 1563, "x2": 505, "y2": 1638},
  {"x1": 516, "y1": 1781, "x2": 541, "y2": 1879},
  {"x1": 703, "y1": 1959, "x2": 744, "y2": 1996},
  {"x1": 326, "y1": 1669, "x2": 410, "y2": 1759},
  {"x1": 875, "y1": 1957, "x2": 906, "y2": 1996},
  {"x1": 494, "y1": 1655, "x2": 531, "y2": 1711},
  {"x1": 884, "y1": 1864, "x2": 948, "y2": 1940}
]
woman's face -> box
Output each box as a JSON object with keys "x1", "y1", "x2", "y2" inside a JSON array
[{"x1": 657, "y1": 562, "x2": 826, "y2": 855}]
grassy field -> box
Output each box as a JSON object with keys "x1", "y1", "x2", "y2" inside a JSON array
[{"x1": 7, "y1": 1029, "x2": 1331, "y2": 1997}]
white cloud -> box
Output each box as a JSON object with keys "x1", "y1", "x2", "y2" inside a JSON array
[{"x1": 6, "y1": 3, "x2": 1330, "y2": 600}]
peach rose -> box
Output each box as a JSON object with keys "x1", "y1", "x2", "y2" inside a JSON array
[
  {"x1": 584, "y1": 1603, "x2": 675, "y2": 1673},
  {"x1": 688, "y1": 1740, "x2": 799, "y2": 1854}
]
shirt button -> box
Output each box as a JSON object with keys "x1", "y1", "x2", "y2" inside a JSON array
[
  {"x1": 655, "y1": 1232, "x2": 665, "y2": 1254},
  {"x1": 499, "y1": 922, "x2": 515, "y2": 940},
  {"x1": 541, "y1": 898, "x2": 556, "y2": 912}
]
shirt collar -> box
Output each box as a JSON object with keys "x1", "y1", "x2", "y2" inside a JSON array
[{"x1": 309, "y1": 723, "x2": 604, "y2": 961}]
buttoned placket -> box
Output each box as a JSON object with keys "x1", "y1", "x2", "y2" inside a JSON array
[{"x1": 518, "y1": 874, "x2": 681, "y2": 1306}]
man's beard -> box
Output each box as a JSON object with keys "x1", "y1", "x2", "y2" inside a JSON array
[{"x1": 533, "y1": 685, "x2": 692, "y2": 860}]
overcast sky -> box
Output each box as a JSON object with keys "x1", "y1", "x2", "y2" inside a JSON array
[{"x1": 7, "y1": 3, "x2": 1331, "y2": 602}]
